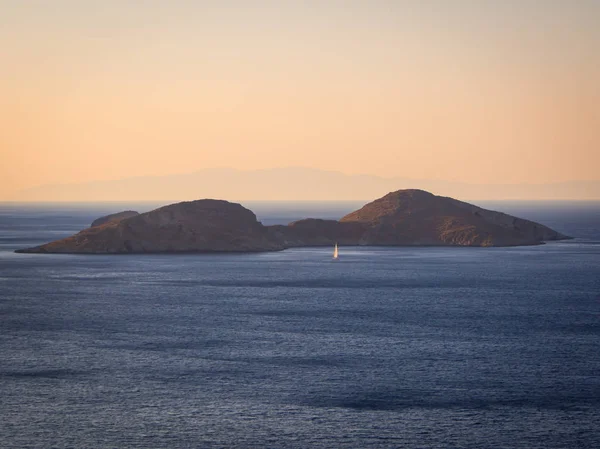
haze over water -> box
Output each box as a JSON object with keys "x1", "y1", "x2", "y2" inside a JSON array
[{"x1": 1, "y1": 202, "x2": 599, "y2": 448}]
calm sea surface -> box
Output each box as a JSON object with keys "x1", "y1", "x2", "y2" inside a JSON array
[{"x1": 1, "y1": 201, "x2": 599, "y2": 448}]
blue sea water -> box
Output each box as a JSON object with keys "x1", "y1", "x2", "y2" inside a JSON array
[{"x1": 1, "y1": 201, "x2": 599, "y2": 448}]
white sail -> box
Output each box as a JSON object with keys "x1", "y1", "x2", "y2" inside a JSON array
[{"x1": 333, "y1": 243, "x2": 339, "y2": 259}]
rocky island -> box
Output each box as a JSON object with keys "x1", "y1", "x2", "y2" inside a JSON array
[{"x1": 15, "y1": 189, "x2": 569, "y2": 254}]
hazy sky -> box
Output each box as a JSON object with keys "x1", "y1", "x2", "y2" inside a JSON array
[{"x1": 1, "y1": 0, "x2": 599, "y2": 199}]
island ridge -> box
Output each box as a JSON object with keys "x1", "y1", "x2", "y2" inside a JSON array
[{"x1": 15, "y1": 189, "x2": 570, "y2": 254}]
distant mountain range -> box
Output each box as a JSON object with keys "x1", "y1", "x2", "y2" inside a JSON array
[{"x1": 11, "y1": 167, "x2": 600, "y2": 201}]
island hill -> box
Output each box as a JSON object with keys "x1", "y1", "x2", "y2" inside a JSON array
[{"x1": 15, "y1": 189, "x2": 569, "y2": 254}]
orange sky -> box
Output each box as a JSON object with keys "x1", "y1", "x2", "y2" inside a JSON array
[{"x1": 1, "y1": 1, "x2": 599, "y2": 200}]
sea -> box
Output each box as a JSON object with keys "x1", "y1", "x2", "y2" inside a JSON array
[{"x1": 1, "y1": 201, "x2": 599, "y2": 448}]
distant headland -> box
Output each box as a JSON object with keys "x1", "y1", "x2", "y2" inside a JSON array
[{"x1": 15, "y1": 189, "x2": 570, "y2": 254}]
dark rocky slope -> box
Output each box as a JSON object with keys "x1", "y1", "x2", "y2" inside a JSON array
[
  {"x1": 269, "y1": 219, "x2": 367, "y2": 247},
  {"x1": 91, "y1": 210, "x2": 139, "y2": 228}
]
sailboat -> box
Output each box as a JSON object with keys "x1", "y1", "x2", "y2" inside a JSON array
[{"x1": 333, "y1": 242, "x2": 339, "y2": 260}]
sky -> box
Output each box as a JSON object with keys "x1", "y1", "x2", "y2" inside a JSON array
[{"x1": 1, "y1": 0, "x2": 599, "y2": 200}]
